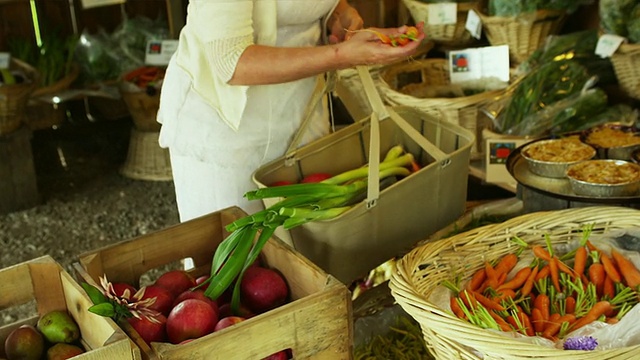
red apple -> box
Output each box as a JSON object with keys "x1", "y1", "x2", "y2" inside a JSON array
[
  {"x1": 140, "y1": 285, "x2": 175, "y2": 316},
  {"x1": 213, "y1": 316, "x2": 245, "y2": 332},
  {"x1": 128, "y1": 314, "x2": 167, "y2": 345},
  {"x1": 240, "y1": 266, "x2": 289, "y2": 314},
  {"x1": 262, "y1": 350, "x2": 289, "y2": 360},
  {"x1": 112, "y1": 282, "x2": 137, "y2": 299},
  {"x1": 166, "y1": 299, "x2": 218, "y2": 344},
  {"x1": 173, "y1": 289, "x2": 218, "y2": 314},
  {"x1": 218, "y1": 302, "x2": 254, "y2": 319},
  {"x1": 154, "y1": 270, "x2": 197, "y2": 297}
]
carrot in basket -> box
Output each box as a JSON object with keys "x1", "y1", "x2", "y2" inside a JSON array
[
  {"x1": 531, "y1": 307, "x2": 546, "y2": 333},
  {"x1": 497, "y1": 266, "x2": 532, "y2": 292},
  {"x1": 601, "y1": 252, "x2": 622, "y2": 284},
  {"x1": 534, "y1": 293, "x2": 550, "y2": 322},
  {"x1": 489, "y1": 309, "x2": 512, "y2": 332},
  {"x1": 603, "y1": 274, "x2": 616, "y2": 300},
  {"x1": 535, "y1": 265, "x2": 550, "y2": 282},
  {"x1": 611, "y1": 249, "x2": 640, "y2": 288},
  {"x1": 520, "y1": 265, "x2": 540, "y2": 297},
  {"x1": 450, "y1": 296, "x2": 466, "y2": 319},
  {"x1": 573, "y1": 246, "x2": 588, "y2": 277},
  {"x1": 549, "y1": 257, "x2": 562, "y2": 292},
  {"x1": 565, "y1": 296, "x2": 576, "y2": 315},
  {"x1": 569, "y1": 300, "x2": 613, "y2": 332},
  {"x1": 459, "y1": 290, "x2": 477, "y2": 309},
  {"x1": 483, "y1": 261, "x2": 500, "y2": 290},
  {"x1": 542, "y1": 313, "x2": 576, "y2": 339},
  {"x1": 494, "y1": 288, "x2": 516, "y2": 302},
  {"x1": 466, "y1": 268, "x2": 486, "y2": 291},
  {"x1": 532, "y1": 245, "x2": 576, "y2": 277},
  {"x1": 495, "y1": 253, "x2": 519, "y2": 275},
  {"x1": 473, "y1": 290, "x2": 506, "y2": 312},
  {"x1": 588, "y1": 253, "x2": 606, "y2": 296},
  {"x1": 517, "y1": 309, "x2": 535, "y2": 336}
]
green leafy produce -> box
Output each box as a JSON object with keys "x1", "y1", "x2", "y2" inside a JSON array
[
  {"x1": 488, "y1": 0, "x2": 592, "y2": 16},
  {"x1": 8, "y1": 24, "x2": 78, "y2": 87},
  {"x1": 628, "y1": 4, "x2": 640, "y2": 43},
  {"x1": 499, "y1": 60, "x2": 591, "y2": 134},
  {"x1": 599, "y1": 0, "x2": 638, "y2": 37}
]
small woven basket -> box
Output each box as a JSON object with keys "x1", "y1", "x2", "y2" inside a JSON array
[
  {"x1": 402, "y1": 0, "x2": 482, "y2": 48},
  {"x1": 378, "y1": 58, "x2": 505, "y2": 159},
  {"x1": 390, "y1": 206, "x2": 640, "y2": 360},
  {"x1": 479, "y1": 9, "x2": 567, "y2": 65},
  {"x1": 0, "y1": 58, "x2": 38, "y2": 136},
  {"x1": 25, "y1": 64, "x2": 80, "y2": 130},
  {"x1": 120, "y1": 85, "x2": 162, "y2": 132},
  {"x1": 611, "y1": 42, "x2": 640, "y2": 101},
  {"x1": 120, "y1": 128, "x2": 172, "y2": 181}
]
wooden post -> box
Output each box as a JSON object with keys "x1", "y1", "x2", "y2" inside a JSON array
[{"x1": 0, "y1": 126, "x2": 40, "y2": 214}]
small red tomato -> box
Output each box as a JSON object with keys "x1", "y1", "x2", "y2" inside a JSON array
[
  {"x1": 300, "y1": 173, "x2": 332, "y2": 183},
  {"x1": 396, "y1": 36, "x2": 410, "y2": 46}
]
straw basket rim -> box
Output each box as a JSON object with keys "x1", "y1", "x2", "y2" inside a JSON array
[
  {"x1": 390, "y1": 206, "x2": 640, "y2": 359},
  {"x1": 378, "y1": 58, "x2": 504, "y2": 110}
]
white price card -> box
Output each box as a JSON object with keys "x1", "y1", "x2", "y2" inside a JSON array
[
  {"x1": 145, "y1": 39, "x2": 179, "y2": 66},
  {"x1": 595, "y1": 34, "x2": 626, "y2": 58},
  {"x1": 80, "y1": 0, "x2": 125, "y2": 9},
  {"x1": 0, "y1": 52, "x2": 10, "y2": 69},
  {"x1": 427, "y1": 3, "x2": 457, "y2": 25},
  {"x1": 465, "y1": 10, "x2": 482, "y2": 40},
  {"x1": 449, "y1": 44, "x2": 510, "y2": 84}
]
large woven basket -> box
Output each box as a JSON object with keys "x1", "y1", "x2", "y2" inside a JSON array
[
  {"x1": 390, "y1": 206, "x2": 640, "y2": 360},
  {"x1": 378, "y1": 58, "x2": 505, "y2": 159},
  {"x1": 611, "y1": 42, "x2": 640, "y2": 101},
  {"x1": 0, "y1": 59, "x2": 38, "y2": 135},
  {"x1": 120, "y1": 128, "x2": 172, "y2": 181},
  {"x1": 402, "y1": 0, "x2": 482, "y2": 48},
  {"x1": 479, "y1": 9, "x2": 567, "y2": 65},
  {"x1": 25, "y1": 64, "x2": 80, "y2": 130}
]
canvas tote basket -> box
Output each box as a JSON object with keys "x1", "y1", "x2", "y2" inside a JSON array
[{"x1": 252, "y1": 67, "x2": 475, "y2": 284}]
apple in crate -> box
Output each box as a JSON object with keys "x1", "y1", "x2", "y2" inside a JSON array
[
  {"x1": 112, "y1": 282, "x2": 137, "y2": 298},
  {"x1": 140, "y1": 285, "x2": 176, "y2": 316},
  {"x1": 172, "y1": 289, "x2": 218, "y2": 313},
  {"x1": 154, "y1": 270, "x2": 197, "y2": 297},
  {"x1": 213, "y1": 316, "x2": 245, "y2": 332},
  {"x1": 240, "y1": 266, "x2": 289, "y2": 314},
  {"x1": 166, "y1": 299, "x2": 218, "y2": 344},
  {"x1": 128, "y1": 313, "x2": 167, "y2": 345}
]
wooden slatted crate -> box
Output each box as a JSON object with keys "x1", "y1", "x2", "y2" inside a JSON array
[
  {"x1": 74, "y1": 206, "x2": 353, "y2": 360},
  {"x1": 0, "y1": 255, "x2": 138, "y2": 359}
]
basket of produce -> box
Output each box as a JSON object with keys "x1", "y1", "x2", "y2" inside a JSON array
[
  {"x1": 252, "y1": 66, "x2": 475, "y2": 284},
  {"x1": 377, "y1": 58, "x2": 507, "y2": 159},
  {"x1": 0, "y1": 255, "x2": 138, "y2": 359},
  {"x1": 9, "y1": 28, "x2": 79, "y2": 130},
  {"x1": 74, "y1": 206, "x2": 352, "y2": 360},
  {"x1": 0, "y1": 58, "x2": 38, "y2": 135},
  {"x1": 401, "y1": 0, "x2": 483, "y2": 48},
  {"x1": 390, "y1": 206, "x2": 640, "y2": 359},
  {"x1": 119, "y1": 66, "x2": 164, "y2": 132},
  {"x1": 600, "y1": 0, "x2": 640, "y2": 100}
]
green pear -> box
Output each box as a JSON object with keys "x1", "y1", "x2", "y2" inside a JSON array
[
  {"x1": 46, "y1": 343, "x2": 85, "y2": 360},
  {"x1": 36, "y1": 310, "x2": 80, "y2": 344},
  {"x1": 4, "y1": 324, "x2": 45, "y2": 360}
]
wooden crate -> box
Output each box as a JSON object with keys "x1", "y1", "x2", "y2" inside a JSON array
[
  {"x1": 0, "y1": 255, "x2": 138, "y2": 359},
  {"x1": 74, "y1": 206, "x2": 353, "y2": 360}
]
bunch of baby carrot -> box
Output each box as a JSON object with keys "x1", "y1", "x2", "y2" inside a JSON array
[{"x1": 442, "y1": 225, "x2": 640, "y2": 341}]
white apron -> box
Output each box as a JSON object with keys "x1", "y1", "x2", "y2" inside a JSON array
[{"x1": 158, "y1": 1, "x2": 336, "y2": 221}]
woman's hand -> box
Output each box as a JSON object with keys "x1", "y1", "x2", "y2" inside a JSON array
[
  {"x1": 327, "y1": 1, "x2": 364, "y2": 44},
  {"x1": 336, "y1": 22, "x2": 427, "y2": 67}
]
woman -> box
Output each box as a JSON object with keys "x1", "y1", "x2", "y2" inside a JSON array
[{"x1": 157, "y1": 0, "x2": 425, "y2": 222}]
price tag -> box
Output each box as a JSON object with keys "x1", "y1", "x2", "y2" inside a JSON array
[
  {"x1": 449, "y1": 44, "x2": 510, "y2": 84},
  {"x1": 465, "y1": 9, "x2": 482, "y2": 40},
  {"x1": 427, "y1": 3, "x2": 457, "y2": 25},
  {"x1": 595, "y1": 34, "x2": 626, "y2": 58},
  {"x1": 80, "y1": 0, "x2": 125, "y2": 9},
  {"x1": 145, "y1": 40, "x2": 179, "y2": 66},
  {"x1": 0, "y1": 52, "x2": 10, "y2": 69}
]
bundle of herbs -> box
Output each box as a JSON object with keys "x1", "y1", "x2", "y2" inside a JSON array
[
  {"x1": 599, "y1": 0, "x2": 640, "y2": 42},
  {"x1": 488, "y1": 0, "x2": 593, "y2": 16},
  {"x1": 8, "y1": 25, "x2": 78, "y2": 88}
]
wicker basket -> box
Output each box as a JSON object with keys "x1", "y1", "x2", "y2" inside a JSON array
[
  {"x1": 0, "y1": 58, "x2": 38, "y2": 135},
  {"x1": 120, "y1": 85, "x2": 162, "y2": 132},
  {"x1": 402, "y1": 0, "x2": 482, "y2": 48},
  {"x1": 390, "y1": 206, "x2": 640, "y2": 360},
  {"x1": 120, "y1": 127, "x2": 172, "y2": 181},
  {"x1": 24, "y1": 64, "x2": 79, "y2": 130},
  {"x1": 378, "y1": 58, "x2": 505, "y2": 159},
  {"x1": 611, "y1": 42, "x2": 640, "y2": 101},
  {"x1": 479, "y1": 9, "x2": 567, "y2": 65}
]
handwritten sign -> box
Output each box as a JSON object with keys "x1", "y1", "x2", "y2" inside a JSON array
[
  {"x1": 427, "y1": 3, "x2": 457, "y2": 25},
  {"x1": 465, "y1": 10, "x2": 482, "y2": 40},
  {"x1": 595, "y1": 34, "x2": 626, "y2": 58}
]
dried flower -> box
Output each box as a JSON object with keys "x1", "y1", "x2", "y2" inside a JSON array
[
  {"x1": 85, "y1": 275, "x2": 162, "y2": 323},
  {"x1": 563, "y1": 336, "x2": 598, "y2": 351}
]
